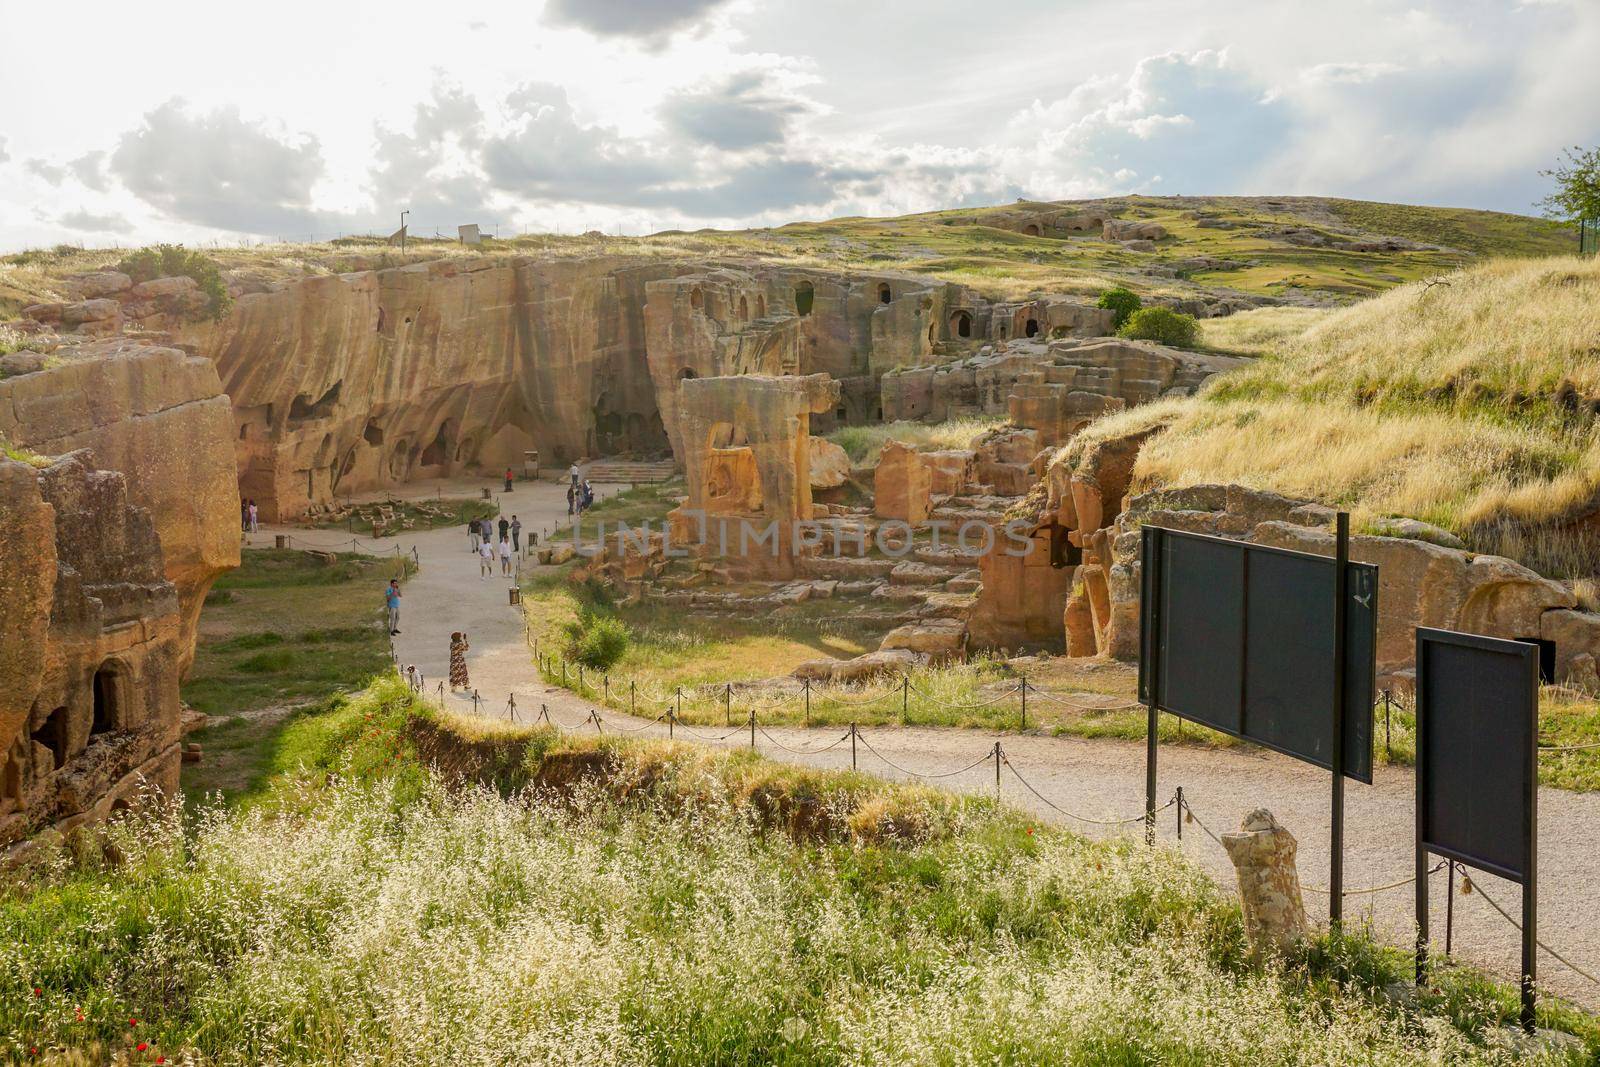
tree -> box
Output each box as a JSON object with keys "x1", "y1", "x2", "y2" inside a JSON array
[
  {"x1": 1537, "y1": 145, "x2": 1600, "y2": 223},
  {"x1": 1096, "y1": 287, "x2": 1141, "y2": 329}
]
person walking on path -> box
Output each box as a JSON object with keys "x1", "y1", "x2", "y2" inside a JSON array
[
  {"x1": 510, "y1": 515, "x2": 522, "y2": 552},
  {"x1": 449, "y1": 631, "x2": 470, "y2": 691},
  {"x1": 479, "y1": 537, "x2": 496, "y2": 579},
  {"x1": 499, "y1": 535, "x2": 513, "y2": 576},
  {"x1": 248, "y1": 500, "x2": 259, "y2": 533},
  {"x1": 384, "y1": 579, "x2": 402, "y2": 635},
  {"x1": 566, "y1": 483, "x2": 576, "y2": 517},
  {"x1": 498, "y1": 515, "x2": 510, "y2": 543},
  {"x1": 468, "y1": 518, "x2": 481, "y2": 553},
  {"x1": 241, "y1": 499, "x2": 250, "y2": 534},
  {"x1": 504, "y1": 467, "x2": 515, "y2": 493},
  {"x1": 569, "y1": 462, "x2": 581, "y2": 488}
]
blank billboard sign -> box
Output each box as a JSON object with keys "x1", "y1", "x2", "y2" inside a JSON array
[
  {"x1": 1416, "y1": 629, "x2": 1538, "y2": 882},
  {"x1": 1138, "y1": 526, "x2": 1378, "y2": 782}
]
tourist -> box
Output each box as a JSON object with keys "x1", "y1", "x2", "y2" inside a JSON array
[
  {"x1": 247, "y1": 500, "x2": 259, "y2": 533},
  {"x1": 384, "y1": 578, "x2": 402, "y2": 635},
  {"x1": 499, "y1": 535, "x2": 513, "y2": 576},
  {"x1": 468, "y1": 518, "x2": 480, "y2": 553},
  {"x1": 566, "y1": 483, "x2": 576, "y2": 517},
  {"x1": 449, "y1": 631, "x2": 470, "y2": 692},
  {"x1": 579, "y1": 480, "x2": 594, "y2": 513},
  {"x1": 498, "y1": 514, "x2": 510, "y2": 543},
  {"x1": 569, "y1": 461, "x2": 580, "y2": 488},
  {"x1": 240, "y1": 499, "x2": 249, "y2": 533},
  {"x1": 504, "y1": 467, "x2": 514, "y2": 493},
  {"x1": 510, "y1": 515, "x2": 522, "y2": 552},
  {"x1": 478, "y1": 536, "x2": 495, "y2": 579}
]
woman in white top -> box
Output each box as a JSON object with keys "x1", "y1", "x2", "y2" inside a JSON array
[{"x1": 499, "y1": 536, "x2": 513, "y2": 576}]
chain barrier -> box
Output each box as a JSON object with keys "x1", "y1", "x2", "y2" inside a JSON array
[
  {"x1": 1001, "y1": 753, "x2": 1173, "y2": 827},
  {"x1": 852, "y1": 730, "x2": 995, "y2": 779},
  {"x1": 1460, "y1": 875, "x2": 1600, "y2": 989}
]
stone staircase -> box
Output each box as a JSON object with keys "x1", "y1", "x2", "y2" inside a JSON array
[{"x1": 580, "y1": 459, "x2": 678, "y2": 484}]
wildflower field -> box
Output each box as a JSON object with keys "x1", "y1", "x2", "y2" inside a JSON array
[{"x1": 3, "y1": 676, "x2": 1595, "y2": 1064}]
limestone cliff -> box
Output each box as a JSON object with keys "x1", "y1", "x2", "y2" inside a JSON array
[
  {"x1": 0, "y1": 452, "x2": 184, "y2": 849},
  {"x1": 0, "y1": 341, "x2": 239, "y2": 673}
]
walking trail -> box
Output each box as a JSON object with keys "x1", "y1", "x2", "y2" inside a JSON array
[{"x1": 262, "y1": 474, "x2": 1600, "y2": 1011}]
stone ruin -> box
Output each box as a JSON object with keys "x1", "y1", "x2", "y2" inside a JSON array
[
  {"x1": 1, "y1": 452, "x2": 189, "y2": 849},
  {"x1": 667, "y1": 373, "x2": 840, "y2": 580},
  {"x1": 0, "y1": 343, "x2": 238, "y2": 851}
]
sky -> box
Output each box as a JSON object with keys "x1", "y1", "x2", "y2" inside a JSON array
[{"x1": 1, "y1": 0, "x2": 1596, "y2": 250}]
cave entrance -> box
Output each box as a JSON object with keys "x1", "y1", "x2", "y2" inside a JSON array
[
  {"x1": 92, "y1": 662, "x2": 125, "y2": 737},
  {"x1": 1025, "y1": 318, "x2": 1039, "y2": 338},
  {"x1": 1023, "y1": 223, "x2": 1040, "y2": 237},
  {"x1": 287, "y1": 381, "x2": 342, "y2": 426},
  {"x1": 679, "y1": 367, "x2": 697, "y2": 381},
  {"x1": 31, "y1": 705, "x2": 70, "y2": 770},
  {"x1": 690, "y1": 287, "x2": 704, "y2": 311},
  {"x1": 363, "y1": 419, "x2": 384, "y2": 446},
  {"x1": 877, "y1": 283, "x2": 892, "y2": 304},
  {"x1": 949, "y1": 310, "x2": 972, "y2": 338},
  {"x1": 794, "y1": 281, "x2": 814, "y2": 317},
  {"x1": 737, "y1": 295, "x2": 748, "y2": 320},
  {"x1": 420, "y1": 421, "x2": 455, "y2": 467}
]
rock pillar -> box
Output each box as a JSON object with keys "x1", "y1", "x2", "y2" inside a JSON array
[{"x1": 1221, "y1": 808, "x2": 1309, "y2": 958}]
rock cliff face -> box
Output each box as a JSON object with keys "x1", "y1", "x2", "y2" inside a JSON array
[
  {"x1": 0, "y1": 342, "x2": 240, "y2": 673},
  {"x1": 157, "y1": 254, "x2": 1108, "y2": 521},
  {"x1": 0, "y1": 452, "x2": 184, "y2": 850}
]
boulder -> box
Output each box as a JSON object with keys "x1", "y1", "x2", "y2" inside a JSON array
[
  {"x1": 919, "y1": 449, "x2": 976, "y2": 496},
  {"x1": 831, "y1": 648, "x2": 926, "y2": 684},
  {"x1": 879, "y1": 619, "x2": 966, "y2": 659},
  {"x1": 71, "y1": 271, "x2": 132, "y2": 299},
  {"x1": 131, "y1": 275, "x2": 199, "y2": 301},
  {"x1": 809, "y1": 438, "x2": 851, "y2": 489},
  {"x1": 1103, "y1": 219, "x2": 1168, "y2": 242}
]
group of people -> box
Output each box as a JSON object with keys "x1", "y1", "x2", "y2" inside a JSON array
[
  {"x1": 239, "y1": 498, "x2": 259, "y2": 534},
  {"x1": 468, "y1": 513, "x2": 522, "y2": 579}
]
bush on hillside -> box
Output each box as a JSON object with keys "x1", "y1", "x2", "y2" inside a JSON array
[
  {"x1": 116, "y1": 243, "x2": 233, "y2": 320},
  {"x1": 562, "y1": 610, "x2": 630, "y2": 670},
  {"x1": 1096, "y1": 287, "x2": 1142, "y2": 329},
  {"x1": 1119, "y1": 306, "x2": 1198, "y2": 347}
]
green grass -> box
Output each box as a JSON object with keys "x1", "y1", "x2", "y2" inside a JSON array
[
  {"x1": 826, "y1": 416, "x2": 1006, "y2": 466},
  {"x1": 2, "y1": 675, "x2": 1593, "y2": 1064},
  {"x1": 179, "y1": 548, "x2": 415, "y2": 804}
]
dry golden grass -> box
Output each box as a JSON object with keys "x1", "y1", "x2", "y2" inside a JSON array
[
  {"x1": 827, "y1": 415, "x2": 1007, "y2": 466},
  {"x1": 1194, "y1": 306, "x2": 1329, "y2": 357},
  {"x1": 1065, "y1": 258, "x2": 1600, "y2": 574}
]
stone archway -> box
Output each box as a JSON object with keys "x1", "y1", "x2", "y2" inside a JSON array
[
  {"x1": 949, "y1": 310, "x2": 973, "y2": 338},
  {"x1": 794, "y1": 280, "x2": 814, "y2": 317},
  {"x1": 92, "y1": 660, "x2": 128, "y2": 737}
]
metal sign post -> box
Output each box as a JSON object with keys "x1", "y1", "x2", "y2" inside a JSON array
[
  {"x1": 1414, "y1": 628, "x2": 1539, "y2": 1033},
  {"x1": 1330, "y1": 512, "x2": 1349, "y2": 922}
]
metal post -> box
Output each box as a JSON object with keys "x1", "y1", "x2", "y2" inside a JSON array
[
  {"x1": 1384, "y1": 690, "x2": 1393, "y2": 761},
  {"x1": 901, "y1": 675, "x2": 909, "y2": 726},
  {"x1": 1176, "y1": 786, "x2": 1184, "y2": 840},
  {"x1": 1330, "y1": 512, "x2": 1349, "y2": 925},
  {"x1": 1143, "y1": 529, "x2": 1164, "y2": 849},
  {"x1": 561, "y1": 660, "x2": 567, "y2": 686},
  {"x1": 1019, "y1": 675, "x2": 1027, "y2": 732},
  {"x1": 675, "y1": 686, "x2": 683, "y2": 722},
  {"x1": 1414, "y1": 630, "x2": 1430, "y2": 989},
  {"x1": 850, "y1": 723, "x2": 857, "y2": 770},
  {"x1": 803, "y1": 677, "x2": 811, "y2": 727},
  {"x1": 668, "y1": 710, "x2": 674, "y2": 740},
  {"x1": 472, "y1": 689, "x2": 481, "y2": 715},
  {"x1": 1522, "y1": 641, "x2": 1540, "y2": 1035},
  {"x1": 749, "y1": 707, "x2": 756, "y2": 749},
  {"x1": 1445, "y1": 860, "x2": 1455, "y2": 955},
  {"x1": 604, "y1": 675, "x2": 610, "y2": 703},
  {"x1": 993, "y1": 741, "x2": 1001, "y2": 798},
  {"x1": 578, "y1": 664, "x2": 585, "y2": 693},
  {"x1": 725, "y1": 683, "x2": 732, "y2": 727},
  {"x1": 630, "y1": 680, "x2": 636, "y2": 717}
]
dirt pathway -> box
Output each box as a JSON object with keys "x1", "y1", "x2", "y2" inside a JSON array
[{"x1": 262, "y1": 476, "x2": 1600, "y2": 1010}]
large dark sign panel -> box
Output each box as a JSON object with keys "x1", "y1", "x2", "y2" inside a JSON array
[
  {"x1": 1138, "y1": 526, "x2": 1378, "y2": 782},
  {"x1": 1416, "y1": 629, "x2": 1537, "y2": 882}
]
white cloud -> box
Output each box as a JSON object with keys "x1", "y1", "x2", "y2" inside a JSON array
[
  {"x1": 542, "y1": 0, "x2": 735, "y2": 46},
  {"x1": 55, "y1": 209, "x2": 134, "y2": 234}
]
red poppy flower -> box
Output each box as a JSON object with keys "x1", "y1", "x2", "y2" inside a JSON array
[
  {"x1": 129, "y1": 1018, "x2": 139, "y2": 1027},
  {"x1": 1025, "y1": 827, "x2": 1034, "y2": 835},
  {"x1": 32, "y1": 987, "x2": 41, "y2": 997},
  {"x1": 137, "y1": 1042, "x2": 148, "y2": 1052},
  {"x1": 156, "y1": 1058, "x2": 166, "y2": 1065}
]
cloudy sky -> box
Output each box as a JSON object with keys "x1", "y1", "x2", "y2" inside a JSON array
[{"x1": 2, "y1": 0, "x2": 1596, "y2": 250}]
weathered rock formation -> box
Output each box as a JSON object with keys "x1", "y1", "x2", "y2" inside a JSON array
[
  {"x1": 0, "y1": 342, "x2": 240, "y2": 672},
  {"x1": 1222, "y1": 809, "x2": 1309, "y2": 959},
  {"x1": 668, "y1": 374, "x2": 840, "y2": 579},
  {"x1": 1, "y1": 452, "x2": 184, "y2": 850},
  {"x1": 874, "y1": 441, "x2": 932, "y2": 524}
]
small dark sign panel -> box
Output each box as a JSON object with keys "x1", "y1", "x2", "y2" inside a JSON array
[
  {"x1": 1416, "y1": 629, "x2": 1538, "y2": 882},
  {"x1": 1138, "y1": 526, "x2": 1378, "y2": 782}
]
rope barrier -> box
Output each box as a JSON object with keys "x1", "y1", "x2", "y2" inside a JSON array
[
  {"x1": 811, "y1": 686, "x2": 897, "y2": 708},
  {"x1": 853, "y1": 731, "x2": 995, "y2": 779},
  {"x1": 1000, "y1": 754, "x2": 1173, "y2": 827},
  {"x1": 599, "y1": 712, "x2": 669, "y2": 734},
  {"x1": 1463, "y1": 876, "x2": 1600, "y2": 989},
  {"x1": 1024, "y1": 687, "x2": 1144, "y2": 712},
  {"x1": 904, "y1": 680, "x2": 1022, "y2": 710},
  {"x1": 1539, "y1": 738, "x2": 1600, "y2": 753},
  {"x1": 669, "y1": 721, "x2": 746, "y2": 743},
  {"x1": 755, "y1": 726, "x2": 853, "y2": 755}
]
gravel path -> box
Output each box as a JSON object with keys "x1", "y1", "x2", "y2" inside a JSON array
[{"x1": 267, "y1": 477, "x2": 1600, "y2": 1010}]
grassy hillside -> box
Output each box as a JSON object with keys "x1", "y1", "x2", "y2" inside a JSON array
[
  {"x1": 3, "y1": 675, "x2": 1593, "y2": 1063},
  {"x1": 0, "y1": 195, "x2": 1572, "y2": 319},
  {"x1": 1069, "y1": 256, "x2": 1600, "y2": 575}
]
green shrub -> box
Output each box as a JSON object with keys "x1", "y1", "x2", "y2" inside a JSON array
[
  {"x1": 562, "y1": 610, "x2": 630, "y2": 670},
  {"x1": 1096, "y1": 287, "x2": 1142, "y2": 329},
  {"x1": 115, "y1": 244, "x2": 233, "y2": 320},
  {"x1": 1119, "y1": 306, "x2": 1198, "y2": 347}
]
